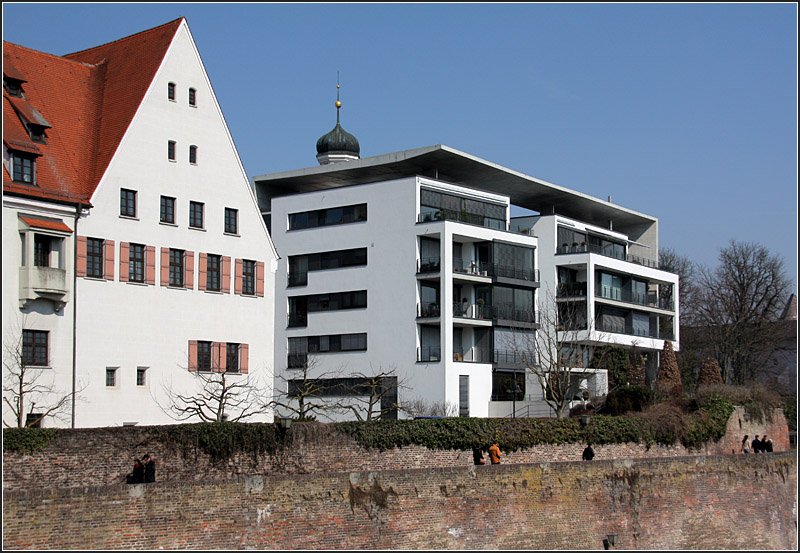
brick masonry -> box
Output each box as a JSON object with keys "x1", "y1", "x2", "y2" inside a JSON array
[
  {"x1": 2, "y1": 407, "x2": 795, "y2": 549},
  {"x1": 2, "y1": 454, "x2": 796, "y2": 550}
]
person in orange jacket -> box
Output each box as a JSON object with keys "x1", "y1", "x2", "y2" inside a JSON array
[{"x1": 488, "y1": 441, "x2": 502, "y2": 464}]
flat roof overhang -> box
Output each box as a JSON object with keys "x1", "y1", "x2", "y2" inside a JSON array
[{"x1": 253, "y1": 144, "x2": 656, "y2": 233}]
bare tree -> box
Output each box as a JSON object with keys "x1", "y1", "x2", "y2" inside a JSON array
[
  {"x1": 507, "y1": 288, "x2": 609, "y2": 418},
  {"x1": 691, "y1": 240, "x2": 791, "y2": 384},
  {"x1": 659, "y1": 247, "x2": 697, "y2": 325},
  {"x1": 160, "y1": 369, "x2": 269, "y2": 423},
  {"x1": 340, "y1": 365, "x2": 408, "y2": 421},
  {"x1": 268, "y1": 355, "x2": 348, "y2": 421},
  {"x1": 2, "y1": 322, "x2": 83, "y2": 428},
  {"x1": 399, "y1": 398, "x2": 459, "y2": 418}
]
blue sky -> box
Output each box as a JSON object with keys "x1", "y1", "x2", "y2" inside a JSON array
[{"x1": 3, "y1": 3, "x2": 797, "y2": 291}]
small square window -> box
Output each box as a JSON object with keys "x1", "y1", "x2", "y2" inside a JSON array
[
  {"x1": 11, "y1": 152, "x2": 36, "y2": 184},
  {"x1": 120, "y1": 189, "x2": 137, "y2": 218},
  {"x1": 106, "y1": 367, "x2": 118, "y2": 387},
  {"x1": 136, "y1": 367, "x2": 147, "y2": 386},
  {"x1": 168, "y1": 140, "x2": 176, "y2": 161}
]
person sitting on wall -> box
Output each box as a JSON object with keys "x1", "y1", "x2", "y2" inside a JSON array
[
  {"x1": 472, "y1": 446, "x2": 486, "y2": 465},
  {"x1": 763, "y1": 435, "x2": 773, "y2": 453},
  {"x1": 127, "y1": 458, "x2": 144, "y2": 484},
  {"x1": 582, "y1": 443, "x2": 595, "y2": 461},
  {"x1": 741, "y1": 435, "x2": 751, "y2": 454},
  {"x1": 142, "y1": 453, "x2": 156, "y2": 483},
  {"x1": 751, "y1": 435, "x2": 762, "y2": 453},
  {"x1": 488, "y1": 442, "x2": 502, "y2": 465}
]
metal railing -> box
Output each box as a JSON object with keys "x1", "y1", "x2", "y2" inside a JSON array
[
  {"x1": 596, "y1": 320, "x2": 675, "y2": 340},
  {"x1": 452, "y1": 258, "x2": 539, "y2": 283},
  {"x1": 557, "y1": 282, "x2": 587, "y2": 298},
  {"x1": 417, "y1": 302, "x2": 441, "y2": 318},
  {"x1": 418, "y1": 209, "x2": 505, "y2": 231},
  {"x1": 417, "y1": 256, "x2": 441, "y2": 274},
  {"x1": 452, "y1": 301, "x2": 493, "y2": 320},
  {"x1": 556, "y1": 242, "x2": 659, "y2": 269},
  {"x1": 417, "y1": 346, "x2": 441, "y2": 362},
  {"x1": 596, "y1": 286, "x2": 674, "y2": 311}
]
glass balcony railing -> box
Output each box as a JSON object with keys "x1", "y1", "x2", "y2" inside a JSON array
[
  {"x1": 418, "y1": 208, "x2": 506, "y2": 230},
  {"x1": 595, "y1": 286, "x2": 674, "y2": 311},
  {"x1": 596, "y1": 320, "x2": 675, "y2": 340},
  {"x1": 557, "y1": 282, "x2": 587, "y2": 298},
  {"x1": 451, "y1": 302, "x2": 538, "y2": 325},
  {"x1": 452, "y1": 258, "x2": 539, "y2": 283},
  {"x1": 556, "y1": 243, "x2": 659, "y2": 269},
  {"x1": 417, "y1": 302, "x2": 441, "y2": 318},
  {"x1": 417, "y1": 346, "x2": 441, "y2": 362},
  {"x1": 417, "y1": 257, "x2": 441, "y2": 274}
]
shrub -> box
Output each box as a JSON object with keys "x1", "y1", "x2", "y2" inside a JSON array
[
  {"x1": 636, "y1": 402, "x2": 687, "y2": 445},
  {"x1": 696, "y1": 357, "x2": 724, "y2": 388},
  {"x1": 655, "y1": 340, "x2": 683, "y2": 399},
  {"x1": 601, "y1": 385, "x2": 654, "y2": 415},
  {"x1": 3, "y1": 427, "x2": 59, "y2": 453},
  {"x1": 695, "y1": 384, "x2": 781, "y2": 424}
]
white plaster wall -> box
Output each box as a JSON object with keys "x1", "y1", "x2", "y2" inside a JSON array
[
  {"x1": 2, "y1": 198, "x2": 78, "y2": 428},
  {"x1": 72, "y1": 21, "x2": 276, "y2": 427}
]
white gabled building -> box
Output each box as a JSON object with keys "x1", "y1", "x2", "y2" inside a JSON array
[
  {"x1": 3, "y1": 18, "x2": 277, "y2": 428},
  {"x1": 255, "y1": 121, "x2": 680, "y2": 419}
]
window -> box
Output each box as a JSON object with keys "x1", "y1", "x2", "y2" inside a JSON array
[
  {"x1": 25, "y1": 413, "x2": 43, "y2": 428},
  {"x1": 189, "y1": 201, "x2": 204, "y2": 229},
  {"x1": 136, "y1": 367, "x2": 147, "y2": 386},
  {"x1": 189, "y1": 87, "x2": 197, "y2": 106},
  {"x1": 168, "y1": 82, "x2": 176, "y2": 101},
  {"x1": 106, "y1": 367, "x2": 117, "y2": 387},
  {"x1": 22, "y1": 330, "x2": 48, "y2": 366},
  {"x1": 169, "y1": 249, "x2": 184, "y2": 287},
  {"x1": 226, "y1": 343, "x2": 240, "y2": 373},
  {"x1": 207, "y1": 254, "x2": 221, "y2": 291},
  {"x1": 34, "y1": 234, "x2": 53, "y2": 267},
  {"x1": 189, "y1": 145, "x2": 197, "y2": 164},
  {"x1": 242, "y1": 259, "x2": 255, "y2": 295},
  {"x1": 11, "y1": 152, "x2": 36, "y2": 183},
  {"x1": 291, "y1": 333, "x2": 368, "y2": 354},
  {"x1": 168, "y1": 140, "x2": 176, "y2": 161},
  {"x1": 129, "y1": 243, "x2": 145, "y2": 283},
  {"x1": 160, "y1": 196, "x2": 175, "y2": 224},
  {"x1": 86, "y1": 238, "x2": 104, "y2": 278},
  {"x1": 120, "y1": 189, "x2": 137, "y2": 218},
  {"x1": 197, "y1": 341, "x2": 212, "y2": 371},
  {"x1": 288, "y1": 248, "x2": 368, "y2": 286},
  {"x1": 288, "y1": 291, "x2": 367, "y2": 326},
  {"x1": 288, "y1": 203, "x2": 367, "y2": 230},
  {"x1": 224, "y1": 208, "x2": 238, "y2": 234}
]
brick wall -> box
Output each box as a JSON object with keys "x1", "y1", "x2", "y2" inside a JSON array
[
  {"x1": 3, "y1": 453, "x2": 796, "y2": 550},
  {"x1": 1, "y1": 407, "x2": 788, "y2": 492}
]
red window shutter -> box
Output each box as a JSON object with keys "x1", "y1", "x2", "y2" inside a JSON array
[
  {"x1": 234, "y1": 258, "x2": 243, "y2": 295},
  {"x1": 145, "y1": 246, "x2": 156, "y2": 285},
  {"x1": 185, "y1": 251, "x2": 194, "y2": 289},
  {"x1": 76, "y1": 236, "x2": 87, "y2": 277},
  {"x1": 119, "y1": 242, "x2": 130, "y2": 282},
  {"x1": 256, "y1": 261, "x2": 265, "y2": 297},
  {"x1": 240, "y1": 343, "x2": 249, "y2": 374},
  {"x1": 104, "y1": 240, "x2": 115, "y2": 281},
  {"x1": 188, "y1": 340, "x2": 198, "y2": 372},
  {"x1": 212, "y1": 342, "x2": 223, "y2": 372},
  {"x1": 198, "y1": 253, "x2": 207, "y2": 292},
  {"x1": 222, "y1": 256, "x2": 231, "y2": 293},
  {"x1": 160, "y1": 247, "x2": 169, "y2": 286}
]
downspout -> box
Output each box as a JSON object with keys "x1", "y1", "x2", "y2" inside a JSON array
[{"x1": 71, "y1": 204, "x2": 80, "y2": 428}]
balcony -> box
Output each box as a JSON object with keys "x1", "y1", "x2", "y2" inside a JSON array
[
  {"x1": 417, "y1": 302, "x2": 441, "y2": 319},
  {"x1": 453, "y1": 258, "x2": 490, "y2": 277},
  {"x1": 417, "y1": 256, "x2": 441, "y2": 274},
  {"x1": 19, "y1": 266, "x2": 69, "y2": 309},
  {"x1": 595, "y1": 286, "x2": 674, "y2": 311},
  {"x1": 417, "y1": 345, "x2": 441, "y2": 362},
  {"x1": 287, "y1": 313, "x2": 308, "y2": 328},
  {"x1": 452, "y1": 301, "x2": 492, "y2": 320},
  {"x1": 287, "y1": 271, "x2": 308, "y2": 287},
  {"x1": 557, "y1": 282, "x2": 587, "y2": 298},
  {"x1": 418, "y1": 208, "x2": 506, "y2": 231},
  {"x1": 452, "y1": 258, "x2": 539, "y2": 284},
  {"x1": 596, "y1": 320, "x2": 675, "y2": 341},
  {"x1": 556, "y1": 243, "x2": 659, "y2": 269}
]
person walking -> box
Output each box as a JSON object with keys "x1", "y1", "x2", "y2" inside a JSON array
[
  {"x1": 751, "y1": 435, "x2": 762, "y2": 453},
  {"x1": 741, "y1": 435, "x2": 751, "y2": 454},
  {"x1": 488, "y1": 441, "x2": 502, "y2": 465},
  {"x1": 472, "y1": 446, "x2": 486, "y2": 465}
]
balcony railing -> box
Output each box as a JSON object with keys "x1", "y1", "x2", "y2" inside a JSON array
[
  {"x1": 418, "y1": 209, "x2": 506, "y2": 230},
  {"x1": 417, "y1": 257, "x2": 441, "y2": 274},
  {"x1": 596, "y1": 320, "x2": 674, "y2": 340},
  {"x1": 556, "y1": 243, "x2": 659, "y2": 269},
  {"x1": 287, "y1": 313, "x2": 307, "y2": 327},
  {"x1": 287, "y1": 271, "x2": 308, "y2": 287},
  {"x1": 452, "y1": 259, "x2": 539, "y2": 283},
  {"x1": 453, "y1": 301, "x2": 493, "y2": 320},
  {"x1": 557, "y1": 282, "x2": 587, "y2": 298},
  {"x1": 417, "y1": 346, "x2": 441, "y2": 362},
  {"x1": 417, "y1": 302, "x2": 441, "y2": 318},
  {"x1": 596, "y1": 286, "x2": 674, "y2": 311},
  {"x1": 493, "y1": 349, "x2": 535, "y2": 366}
]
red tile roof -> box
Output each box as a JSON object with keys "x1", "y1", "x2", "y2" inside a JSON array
[
  {"x1": 19, "y1": 215, "x2": 73, "y2": 233},
  {"x1": 3, "y1": 18, "x2": 183, "y2": 207}
]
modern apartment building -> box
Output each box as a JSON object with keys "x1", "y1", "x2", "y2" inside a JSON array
[
  {"x1": 255, "y1": 138, "x2": 680, "y2": 420},
  {"x1": 3, "y1": 19, "x2": 277, "y2": 427}
]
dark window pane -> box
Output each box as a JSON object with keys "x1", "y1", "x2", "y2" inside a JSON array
[
  {"x1": 120, "y1": 189, "x2": 137, "y2": 217},
  {"x1": 130, "y1": 243, "x2": 145, "y2": 283},
  {"x1": 22, "y1": 330, "x2": 48, "y2": 366},
  {"x1": 197, "y1": 341, "x2": 211, "y2": 371},
  {"x1": 87, "y1": 238, "x2": 104, "y2": 278},
  {"x1": 169, "y1": 249, "x2": 184, "y2": 287},
  {"x1": 242, "y1": 259, "x2": 255, "y2": 295}
]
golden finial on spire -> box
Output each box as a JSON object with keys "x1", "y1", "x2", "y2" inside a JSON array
[{"x1": 335, "y1": 72, "x2": 342, "y2": 123}]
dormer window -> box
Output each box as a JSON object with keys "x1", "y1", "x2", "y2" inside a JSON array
[
  {"x1": 27, "y1": 123, "x2": 47, "y2": 144},
  {"x1": 10, "y1": 151, "x2": 36, "y2": 184},
  {"x1": 3, "y1": 76, "x2": 24, "y2": 97}
]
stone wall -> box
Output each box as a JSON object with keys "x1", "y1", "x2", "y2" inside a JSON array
[
  {"x1": 3, "y1": 454, "x2": 796, "y2": 550},
  {"x1": 2, "y1": 407, "x2": 789, "y2": 492}
]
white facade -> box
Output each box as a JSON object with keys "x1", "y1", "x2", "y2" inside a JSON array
[
  {"x1": 3, "y1": 20, "x2": 277, "y2": 428},
  {"x1": 269, "y1": 176, "x2": 549, "y2": 420}
]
